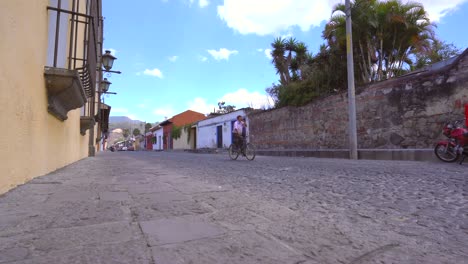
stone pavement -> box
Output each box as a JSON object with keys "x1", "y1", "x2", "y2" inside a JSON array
[{"x1": 0, "y1": 151, "x2": 467, "y2": 263}]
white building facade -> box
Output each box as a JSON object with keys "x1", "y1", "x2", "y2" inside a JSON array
[
  {"x1": 153, "y1": 127, "x2": 164, "y2": 150},
  {"x1": 196, "y1": 109, "x2": 249, "y2": 149}
]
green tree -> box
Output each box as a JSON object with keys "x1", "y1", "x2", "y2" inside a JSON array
[
  {"x1": 412, "y1": 39, "x2": 461, "y2": 70},
  {"x1": 132, "y1": 128, "x2": 141, "y2": 136},
  {"x1": 267, "y1": 0, "x2": 452, "y2": 108},
  {"x1": 267, "y1": 42, "x2": 347, "y2": 107},
  {"x1": 324, "y1": 0, "x2": 433, "y2": 82},
  {"x1": 122, "y1": 128, "x2": 130, "y2": 139},
  {"x1": 214, "y1": 101, "x2": 236, "y2": 114},
  {"x1": 145, "y1": 123, "x2": 152, "y2": 132},
  {"x1": 270, "y1": 37, "x2": 309, "y2": 85}
]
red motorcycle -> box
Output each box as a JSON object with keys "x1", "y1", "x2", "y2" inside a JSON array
[{"x1": 434, "y1": 120, "x2": 468, "y2": 164}]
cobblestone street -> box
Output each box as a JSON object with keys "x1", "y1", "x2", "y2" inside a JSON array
[{"x1": 1, "y1": 152, "x2": 467, "y2": 264}]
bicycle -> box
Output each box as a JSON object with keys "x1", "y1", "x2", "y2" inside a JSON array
[{"x1": 228, "y1": 138, "x2": 256, "y2": 161}]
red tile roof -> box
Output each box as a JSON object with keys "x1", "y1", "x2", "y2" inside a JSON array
[{"x1": 160, "y1": 110, "x2": 205, "y2": 127}]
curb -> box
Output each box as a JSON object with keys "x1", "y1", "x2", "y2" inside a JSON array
[{"x1": 255, "y1": 149, "x2": 438, "y2": 162}]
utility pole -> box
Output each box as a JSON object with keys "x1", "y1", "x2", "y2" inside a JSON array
[{"x1": 345, "y1": 0, "x2": 358, "y2": 160}]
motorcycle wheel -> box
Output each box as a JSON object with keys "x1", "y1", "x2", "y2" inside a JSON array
[{"x1": 434, "y1": 143, "x2": 459, "y2": 162}]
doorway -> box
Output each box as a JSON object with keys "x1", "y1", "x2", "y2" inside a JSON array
[{"x1": 216, "y1": 125, "x2": 223, "y2": 148}]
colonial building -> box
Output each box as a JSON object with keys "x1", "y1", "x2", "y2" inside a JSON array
[
  {"x1": 159, "y1": 110, "x2": 206, "y2": 150},
  {"x1": 152, "y1": 126, "x2": 164, "y2": 151},
  {"x1": 0, "y1": 0, "x2": 111, "y2": 194},
  {"x1": 196, "y1": 109, "x2": 251, "y2": 149}
]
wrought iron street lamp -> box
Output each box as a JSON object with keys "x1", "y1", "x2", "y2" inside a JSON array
[
  {"x1": 101, "y1": 50, "x2": 121, "y2": 75},
  {"x1": 102, "y1": 50, "x2": 116, "y2": 71},
  {"x1": 98, "y1": 50, "x2": 120, "y2": 95},
  {"x1": 100, "y1": 78, "x2": 111, "y2": 93}
]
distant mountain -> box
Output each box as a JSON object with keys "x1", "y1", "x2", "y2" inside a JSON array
[
  {"x1": 109, "y1": 116, "x2": 146, "y2": 133},
  {"x1": 109, "y1": 116, "x2": 142, "y2": 124}
]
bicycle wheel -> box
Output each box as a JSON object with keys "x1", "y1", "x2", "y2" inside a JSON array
[
  {"x1": 244, "y1": 143, "x2": 256, "y2": 161},
  {"x1": 228, "y1": 144, "x2": 239, "y2": 160}
]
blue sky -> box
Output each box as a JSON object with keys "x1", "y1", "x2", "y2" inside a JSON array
[{"x1": 102, "y1": 0, "x2": 468, "y2": 123}]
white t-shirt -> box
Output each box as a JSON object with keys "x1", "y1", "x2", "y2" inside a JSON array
[{"x1": 233, "y1": 120, "x2": 244, "y2": 135}]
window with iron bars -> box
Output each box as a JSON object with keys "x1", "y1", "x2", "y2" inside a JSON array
[{"x1": 46, "y1": 0, "x2": 101, "y2": 117}]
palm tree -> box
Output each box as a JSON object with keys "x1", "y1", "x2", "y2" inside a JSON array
[
  {"x1": 271, "y1": 37, "x2": 306, "y2": 84},
  {"x1": 295, "y1": 42, "x2": 308, "y2": 79},
  {"x1": 324, "y1": 0, "x2": 376, "y2": 83},
  {"x1": 271, "y1": 37, "x2": 289, "y2": 84},
  {"x1": 324, "y1": 0, "x2": 434, "y2": 82},
  {"x1": 285, "y1": 37, "x2": 298, "y2": 78}
]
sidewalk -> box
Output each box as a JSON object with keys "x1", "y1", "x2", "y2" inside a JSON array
[
  {"x1": 256, "y1": 148, "x2": 438, "y2": 162},
  {"x1": 0, "y1": 153, "x2": 314, "y2": 264},
  {"x1": 190, "y1": 147, "x2": 438, "y2": 162}
]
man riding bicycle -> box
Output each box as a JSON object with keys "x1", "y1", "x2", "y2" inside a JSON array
[{"x1": 232, "y1": 115, "x2": 247, "y2": 154}]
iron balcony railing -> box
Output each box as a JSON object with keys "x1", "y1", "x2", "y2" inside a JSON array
[{"x1": 47, "y1": 0, "x2": 100, "y2": 109}]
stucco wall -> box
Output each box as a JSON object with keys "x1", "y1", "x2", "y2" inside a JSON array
[
  {"x1": 154, "y1": 129, "x2": 163, "y2": 150},
  {"x1": 0, "y1": 0, "x2": 92, "y2": 194},
  {"x1": 196, "y1": 110, "x2": 249, "y2": 149},
  {"x1": 248, "y1": 52, "x2": 468, "y2": 150},
  {"x1": 173, "y1": 129, "x2": 191, "y2": 150}
]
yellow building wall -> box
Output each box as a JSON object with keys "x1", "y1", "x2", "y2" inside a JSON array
[
  {"x1": 0, "y1": 0, "x2": 92, "y2": 194},
  {"x1": 173, "y1": 129, "x2": 194, "y2": 150}
]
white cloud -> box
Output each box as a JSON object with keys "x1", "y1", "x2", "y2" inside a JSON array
[
  {"x1": 264, "y1": 49, "x2": 272, "y2": 60},
  {"x1": 257, "y1": 48, "x2": 264, "y2": 52},
  {"x1": 199, "y1": 0, "x2": 209, "y2": 8},
  {"x1": 207, "y1": 48, "x2": 239, "y2": 61},
  {"x1": 219, "y1": 88, "x2": 274, "y2": 109},
  {"x1": 111, "y1": 108, "x2": 140, "y2": 120},
  {"x1": 199, "y1": 55, "x2": 208, "y2": 62},
  {"x1": 423, "y1": 0, "x2": 468, "y2": 22},
  {"x1": 216, "y1": 0, "x2": 468, "y2": 36},
  {"x1": 143, "y1": 68, "x2": 164, "y2": 78},
  {"x1": 127, "y1": 114, "x2": 138, "y2": 120},
  {"x1": 168, "y1": 55, "x2": 178, "y2": 62},
  {"x1": 280, "y1": 33, "x2": 294, "y2": 39},
  {"x1": 153, "y1": 107, "x2": 175, "y2": 120},
  {"x1": 187, "y1": 97, "x2": 216, "y2": 115},
  {"x1": 217, "y1": 0, "x2": 335, "y2": 35}
]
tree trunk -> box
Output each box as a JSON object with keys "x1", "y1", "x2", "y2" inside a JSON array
[
  {"x1": 358, "y1": 40, "x2": 370, "y2": 83},
  {"x1": 285, "y1": 52, "x2": 292, "y2": 83},
  {"x1": 378, "y1": 37, "x2": 384, "y2": 81},
  {"x1": 367, "y1": 40, "x2": 375, "y2": 81}
]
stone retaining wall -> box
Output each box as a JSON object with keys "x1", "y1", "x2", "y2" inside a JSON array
[{"x1": 248, "y1": 50, "x2": 468, "y2": 150}]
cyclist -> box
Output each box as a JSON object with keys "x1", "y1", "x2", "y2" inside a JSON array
[{"x1": 232, "y1": 115, "x2": 247, "y2": 154}]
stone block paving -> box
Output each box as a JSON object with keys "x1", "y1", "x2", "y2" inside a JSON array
[{"x1": 0, "y1": 151, "x2": 467, "y2": 263}]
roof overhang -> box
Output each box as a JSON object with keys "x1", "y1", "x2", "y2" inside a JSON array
[{"x1": 159, "y1": 119, "x2": 173, "y2": 126}]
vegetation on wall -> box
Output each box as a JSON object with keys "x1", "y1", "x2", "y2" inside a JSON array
[
  {"x1": 209, "y1": 101, "x2": 237, "y2": 116},
  {"x1": 266, "y1": 0, "x2": 461, "y2": 107},
  {"x1": 171, "y1": 125, "x2": 182, "y2": 140},
  {"x1": 183, "y1": 123, "x2": 193, "y2": 143}
]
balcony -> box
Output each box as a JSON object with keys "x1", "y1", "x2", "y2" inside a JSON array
[
  {"x1": 46, "y1": 0, "x2": 99, "y2": 126},
  {"x1": 44, "y1": 67, "x2": 87, "y2": 121}
]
